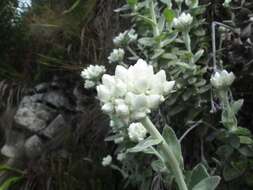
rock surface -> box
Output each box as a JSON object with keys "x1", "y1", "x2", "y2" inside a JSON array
[
  {"x1": 14, "y1": 100, "x2": 56, "y2": 133},
  {"x1": 41, "y1": 114, "x2": 68, "y2": 138},
  {"x1": 24, "y1": 135, "x2": 43, "y2": 159}
]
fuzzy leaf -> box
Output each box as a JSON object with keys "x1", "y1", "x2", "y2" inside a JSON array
[
  {"x1": 189, "y1": 164, "x2": 209, "y2": 189},
  {"x1": 163, "y1": 8, "x2": 175, "y2": 23},
  {"x1": 127, "y1": 138, "x2": 162, "y2": 153},
  {"x1": 162, "y1": 126, "x2": 183, "y2": 168},
  {"x1": 192, "y1": 176, "x2": 220, "y2": 190},
  {"x1": 127, "y1": 0, "x2": 138, "y2": 7},
  {"x1": 231, "y1": 99, "x2": 244, "y2": 114}
]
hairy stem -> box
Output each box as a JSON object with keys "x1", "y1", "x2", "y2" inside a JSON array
[
  {"x1": 141, "y1": 117, "x2": 188, "y2": 190},
  {"x1": 149, "y1": 0, "x2": 159, "y2": 37}
]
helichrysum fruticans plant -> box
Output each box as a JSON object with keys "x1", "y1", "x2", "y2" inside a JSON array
[{"x1": 79, "y1": 0, "x2": 247, "y2": 189}]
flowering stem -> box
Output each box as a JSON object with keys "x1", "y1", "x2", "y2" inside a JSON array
[
  {"x1": 141, "y1": 117, "x2": 188, "y2": 190},
  {"x1": 127, "y1": 46, "x2": 139, "y2": 59}
]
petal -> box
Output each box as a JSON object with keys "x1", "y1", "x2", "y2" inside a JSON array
[
  {"x1": 147, "y1": 95, "x2": 162, "y2": 109},
  {"x1": 102, "y1": 103, "x2": 114, "y2": 114},
  {"x1": 102, "y1": 74, "x2": 115, "y2": 88},
  {"x1": 163, "y1": 81, "x2": 175, "y2": 95},
  {"x1": 97, "y1": 85, "x2": 112, "y2": 102}
]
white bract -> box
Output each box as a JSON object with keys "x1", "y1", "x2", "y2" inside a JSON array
[
  {"x1": 102, "y1": 155, "x2": 112, "y2": 166},
  {"x1": 173, "y1": 13, "x2": 193, "y2": 31},
  {"x1": 210, "y1": 69, "x2": 235, "y2": 89},
  {"x1": 128, "y1": 122, "x2": 147, "y2": 142},
  {"x1": 81, "y1": 65, "x2": 106, "y2": 89},
  {"x1": 108, "y1": 48, "x2": 125, "y2": 63},
  {"x1": 113, "y1": 29, "x2": 138, "y2": 46},
  {"x1": 97, "y1": 59, "x2": 175, "y2": 123}
]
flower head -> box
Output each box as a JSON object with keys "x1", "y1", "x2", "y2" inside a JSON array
[
  {"x1": 210, "y1": 69, "x2": 235, "y2": 89},
  {"x1": 81, "y1": 65, "x2": 106, "y2": 89},
  {"x1": 128, "y1": 122, "x2": 147, "y2": 142},
  {"x1": 102, "y1": 155, "x2": 112, "y2": 166},
  {"x1": 173, "y1": 13, "x2": 193, "y2": 31},
  {"x1": 113, "y1": 29, "x2": 138, "y2": 46},
  {"x1": 81, "y1": 65, "x2": 106, "y2": 80},
  {"x1": 97, "y1": 59, "x2": 175, "y2": 123},
  {"x1": 108, "y1": 48, "x2": 125, "y2": 64}
]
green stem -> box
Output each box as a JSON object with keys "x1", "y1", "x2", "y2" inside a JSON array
[
  {"x1": 149, "y1": 0, "x2": 159, "y2": 37},
  {"x1": 183, "y1": 31, "x2": 191, "y2": 53},
  {"x1": 127, "y1": 46, "x2": 139, "y2": 59},
  {"x1": 141, "y1": 117, "x2": 188, "y2": 190}
]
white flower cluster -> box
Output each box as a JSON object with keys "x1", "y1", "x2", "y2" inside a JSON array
[
  {"x1": 173, "y1": 12, "x2": 193, "y2": 31},
  {"x1": 108, "y1": 48, "x2": 125, "y2": 64},
  {"x1": 210, "y1": 69, "x2": 235, "y2": 89},
  {"x1": 113, "y1": 29, "x2": 138, "y2": 46},
  {"x1": 128, "y1": 122, "x2": 147, "y2": 142},
  {"x1": 102, "y1": 155, "x2": 112, "y2": 166},
  {"x1": 81, "y1": 65, "x2": 106, "y2": 89},
  {"x1": 96, "y1": 59, "x2": 175, "y2": 123}
]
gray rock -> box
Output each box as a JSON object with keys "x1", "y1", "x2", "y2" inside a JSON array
[
  {"x1": 20, "y1": 94, "x2": 43, "y2": 104},
  {"x1": 35, "y1": 82, "x2": 49, "y2": 93},
  {"x1": 43, "y1": 91, "x2": 71, "y2": 109},
  {"x1": 15, "y1": 98, "x2": 56, "y2": 132},
  {"x1": 1, "y1": 130, "x2": 25, "y2": 158},
  {"x1": 24, "y1": 135, "x2": 43, "y2": 159},
  {"x1": 1, "y1": 145, "x2": 18, "y2": 158},
  {"x1": 41, "y1": 114, "x2": 68, "y2": 138}
]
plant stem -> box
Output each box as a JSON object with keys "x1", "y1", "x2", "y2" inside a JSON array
[
  {"x1": 149, "y1": 0, "x2": 159, "y2": 37},
  {"x1": 141, "y1": 117, "x2": 188, "y2": 190},
  {"x1": 183, "y1": 31, "x2": 191, "y2": 53}
]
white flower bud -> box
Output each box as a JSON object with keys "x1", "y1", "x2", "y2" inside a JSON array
[
  {"x1": 173, "y1": 13, "x2": 193, "y2": 31},
  {"x1": 210, "y1": 69, "x2": 235, "y2": 89},
  {"x1": 113, "y1": 31, "x2": 128, "y2": 46},
  {"x1": 81, "y1": 65, "x2": 106, "y2": 80},
  {"x1": 102, "y1": 155, "x2": 112, "y2": 166},
  {"x1": 81, "y1": 65, "x2": 106, "y2": 89},
  {"x1": 128, "y1": 122, "x2": 147, "y2": 142},
  {"x1": 108, "y1": 48, "x2": 125, "y2": 63},
  {"x1": 113, "y1": 29, "x2": 137, "y2": 46}
]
